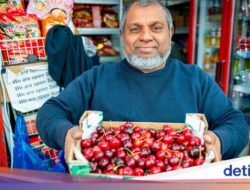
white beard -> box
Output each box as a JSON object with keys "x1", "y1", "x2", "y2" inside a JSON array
[{"x1": 124, "y1": 46, "x2": 171, "y2": 70}]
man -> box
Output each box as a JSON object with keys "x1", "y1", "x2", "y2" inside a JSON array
[{"x1": 37, "y1": 0, "x2": 249, "y2": 163}]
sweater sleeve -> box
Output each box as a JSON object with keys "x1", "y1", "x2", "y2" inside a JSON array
[
  {"x1": 36, "y1": 69, "x2": 96, "y2": 150},
  {"x1": 198, "y1": 68, "x2": 249, "y2": 159}
]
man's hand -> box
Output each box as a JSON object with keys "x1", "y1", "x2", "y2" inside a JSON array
[
  {"x1": 203, "y1": 130, "x2": 222, "y2": 162},
  {"x1": 64, "y1": 126, "x2": 82, "y2": 163}
]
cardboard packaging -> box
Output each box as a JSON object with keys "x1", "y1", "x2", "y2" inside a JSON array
[{"x1": 67, "y1": 111, "x2": 209, "y2": 179}]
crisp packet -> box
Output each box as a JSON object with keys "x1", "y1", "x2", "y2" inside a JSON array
[{"x1": 26, "y1": 0, "x2": 50, "y2": 19}]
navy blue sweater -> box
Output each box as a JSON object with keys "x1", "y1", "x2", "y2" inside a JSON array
[{"x1": 36, "y1": 58, "x2": 249, "y2": 159}]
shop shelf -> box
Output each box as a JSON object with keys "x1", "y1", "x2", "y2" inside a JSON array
[
  {"x1": 74, "y1": 0, "x2": 120, "y2": 5},
  {"x1": 236, "y1": 50, "x2": 250, "y2": 59},
  {"x1": 234, "y1": 85, "x2": 250, "y2": 94},
  {"x1": 77, "y1": 28, "x2": 120, "y2": 35}
]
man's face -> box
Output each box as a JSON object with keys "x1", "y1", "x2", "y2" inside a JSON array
[{"x1": 122, "y1": 3, "x2": 172, "y2": 59}]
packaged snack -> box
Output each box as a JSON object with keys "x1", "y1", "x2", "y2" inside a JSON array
[
  {"x1": 7, "y1": 0, "x2": 25, "y2": 14},
  {"x1": 92, "y1": 5, "x2": 101, "y2": 28},
  {"x1": 0, "y1": 14, "x2": 41, "y2": 40},
  {"x1": 0, "y1": 1, "x2": 8, "y2": 13},
  {"x1": 49, "y1": 0, "x2": 74, "y2": 24},
  {"x1": 41, "y1": 14, "x2": 66, "y2": 37},
  {"x1": 101, "y1": 6, "x2": 119, "y2": 28},
  {"x1": 73, "y1": 4, "x2": 93, "y2": 28},
  {"x1": 26, "y1": 0, "x2": 50, "y2": 19},
  {"x1": 27, "y1": 0, "x2": 73, "y2": 23},
  {"x1": 88, "y1": 36, "x2": 119, "y2": 56}
]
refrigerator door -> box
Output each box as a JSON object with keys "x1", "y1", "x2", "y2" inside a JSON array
[
  {"x1": 229, "y1": 0, "x2": 250, "y2": 114},
  {"x1": 196, "y1": 0, "x2": 223, "y2": 79}
]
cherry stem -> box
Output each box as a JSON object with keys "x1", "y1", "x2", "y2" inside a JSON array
[
  {"x1": 123, "y1": 147, "x2": 133, "y2": 155},
  {"x1": 156, "y1": 137, "x2": 163, "y2": 142},
  {"x1": 113, "y1": 164, "x2": 124, "y2": 171},
  {"x1": 178, "y1": 154, "x2": 183, "y2": 167},
  {"x1": 97, "y1": 134, "x2": 105, "y2": 141}
]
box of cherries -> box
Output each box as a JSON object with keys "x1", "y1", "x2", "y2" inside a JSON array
[{"x1": 68, "y1": 111, "x2": 210, "y2": 179}]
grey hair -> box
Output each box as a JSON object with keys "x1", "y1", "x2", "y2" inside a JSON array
[{"x1": 120, "y1": 0, "x2": 173, "y2": 34}]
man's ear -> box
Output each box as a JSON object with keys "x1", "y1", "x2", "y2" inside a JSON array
[{"x1": 170, "y1": 27, "x2": 174, "y2": 38}]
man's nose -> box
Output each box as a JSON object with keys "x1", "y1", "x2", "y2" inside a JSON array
[{"x1": 139, "y1": 28, "x2": 153, "y2": 41}]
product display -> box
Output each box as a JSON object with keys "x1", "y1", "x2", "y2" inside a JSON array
[
  {"x1": 0, "y1": 0, "x2": 25, "y2": 14},
  {"x1": 0, "y1": 14, "x2": 41, "y2": 40},
  {"x1": 87, "y1": 36, "x2": 119, "y2": 56},
  {"x1": 80, "y1": 122, "x2": 206, "y2": 176}
]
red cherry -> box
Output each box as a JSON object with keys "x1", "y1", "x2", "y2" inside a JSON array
[
  {"x1": 116, "y1": 149, "x2": 126, "y2": 159},
  {"x1": 189, "y1": 146, "x2": 200, "y2": 158},
  {"x1": 110, "y1": 138, "x2": 121, "y2": 149},
  {"x1": 137, "y1": 158, "x2": 146, "y2": 168},
  {"x1": 145, "y1": 156, "x2": 156, "y2": 169},
  {"x1": 104, "y1": 150, "x2": 114, "y2": 159},
  {"x1": 150, "y1": 166, "x2": 162, "y2": 174},
  {"x1": 133, "y1": 126, "x2": 140, "y2": 133},
  {"x1": 118, "y1": 133, "x2": 130, "y2": 142},
  {"x1": 105, "y1": 135, "x2": 113, "y2": 141},
  {"x1": 194, "y1": 158, "x2": 205, "y2": 166},
  {"x1": 148, "y1": 129, "x2": 157, "y2": 137},
  {"x1": 171, "y1": 143, "x2": 181, "y2": 151},
  {"x1": 163, "y1": 125, "x2": 174, "y2": 134},
  {"x1": 163, "y1": 135, "x2": 174, "y2": 144},
  {"x1": 125, "y1": 156, "x2": 136, "y2": 167},
  {"x1": 123, "y1": 166, "x2": 134, "y2": 176},
  {"x1": 132, "y1": 153, "x2": 141, "y2": 162},
  {"x1": 117, "y1": 168, "x2": 124, "y2": 175},
  {"x1": 94, "y1": 150, "x2": 104, "y2": 161},
  {"x1": 131, "y1": 132, "x2": 141, "y2": 140},
  {"x1": 143, "y1": 137, "x2": 155, "y2": 148},
  {"x1": 168, "y1": 156, "x2": 180, "y2": 166},
  {"x1": 156, "y1": 130, "x2": 165, "y2": 139},
  {"x1": 176, "y1": 134, "x2": 186, "y2": 144},
  {"x1": 193, "y1": 136, "x2": 201, "y2": 146},
  {"x1": 133, "y1": 139, "x2": 144, "y2": 148},
  {"x1": 182, "y1": 129, "x2": 193, "y2": 141},
  {"x1": 96, "y1": 125, "x2": 105, "y2": 135},
  {"x1": 156, "y1": 160, "x2": 165, "y2": 169},
  {"x1": 172, "y1": 165, "x2": 183, "y2": 171},
  {"x1": 156, "y1": 150, "x2": 165, "y2": 160},
  {"x1": 182, "y1": 158, "x2": 194, "y2": 168},
  {"x1": 82, "y1": 148, "x2": 94, "y2": 160},
  {"x1": 80, "y1": 139, "x2": 92, "y2": 148},
  {"x1": 123, "y1": 139, "x2": 133, "y2": 149},
  {"x1": 105, "y1": 164, "x2": 114, "y2": 172},
  {"x1": 134, "y1": 167, "x2": 144, "y2": 176},
  {"x1": 92, "y1": 145, "x2": 102, "y2": 155},
  {"x1": 140, "y1": 148, "x2": 151, "y2": 157},
  {"x1": 98, "y1": 141, "x2": 110, "y2": 151},
  {"x1": 98, "y1": 158, "x2": 109, "y2": 169},
  {"x1": 151, "y1": 141, "x2": 161, "y2": 152}
]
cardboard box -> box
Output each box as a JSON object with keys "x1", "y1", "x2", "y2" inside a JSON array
[{"x1": 68, "y1": 111, "x2": 208, "y2": 179}]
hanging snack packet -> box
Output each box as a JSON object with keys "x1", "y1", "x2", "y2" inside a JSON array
[
  {"x1": 26, "y1": 0, "x2": 50, "y2": 19},
  {"x1": 41, "y1": 14, "x2": 65, "y2": 37},
  {"x1": 7, "y1": 0, "x2": 25, "y2": 14},
  {"x1": 0, "y1": 1, "x2": 8, "y2": 13}
]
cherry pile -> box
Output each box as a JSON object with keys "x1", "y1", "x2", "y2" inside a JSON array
[{"x1": 80, "y1": 122, "x2": 206, "y2": 176}]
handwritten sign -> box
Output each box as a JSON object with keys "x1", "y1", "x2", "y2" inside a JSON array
[{"x1": 3, "y1": 64, "x2": 59, "y2": 113}]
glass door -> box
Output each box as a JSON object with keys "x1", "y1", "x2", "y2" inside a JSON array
[
  {"x1": 229, "y1": 0, "x2": 250, "y2": 116},
  {"x1": 196, "y1": 0, "x2": 223, "y2": 79}
]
